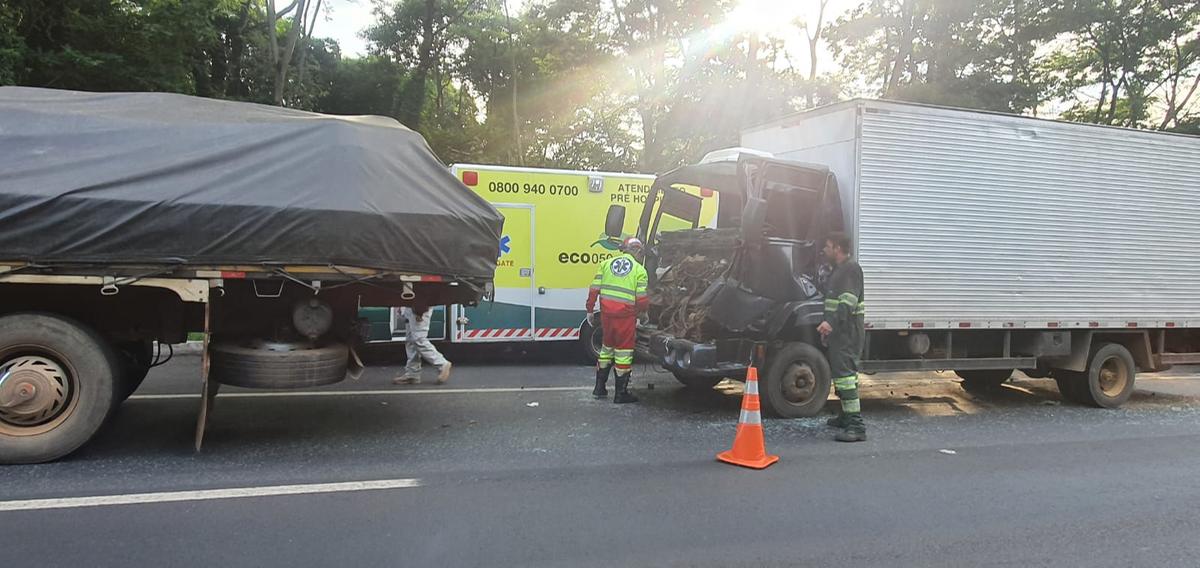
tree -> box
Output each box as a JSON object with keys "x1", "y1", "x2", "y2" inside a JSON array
[
  {"x1": 1155, "y1": 0, "x2": 1200, "y2": 129},
  {"x1": 0, "y1": 5, "x2": 25, "y2": 85},
  {"x1": 367, "y1": 0, "x2": 480, "y2": 129},
  {"x1": 830, "y1": 0, "x2": 1052, "y2": 113},
  {"x1": 1043, "y1": 0, "x2": 1200, "y2": 129}
]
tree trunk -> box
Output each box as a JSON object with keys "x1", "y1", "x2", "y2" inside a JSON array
[
  {"x1": 295, "y1": 0, "x2": 322, "y2": 96},
  {"x1": 503, "y1": 0, "x2": 523, "y2": 165},
  {"x1": 266, "y1": 0, "x2": 280, "y2": 65},
  {"x1": 398, "y1": 0, "x2": 437, "y2": 129},
  {"x1": 885, "y1": 0, "x2": 920, "y2": 97},
  {"x1": 228, "y1": 0, "x2": 252, "y2": 98},
  {"x1": 273, "y1": 0, "x2": 307, "y2": 105},
  {"x1": 805, "y1": 0, "x2": 828, "y2": 107}
]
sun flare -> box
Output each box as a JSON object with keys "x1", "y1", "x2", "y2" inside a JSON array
[{"x1": 723, "y1": 0, "x2": 811, "y2": 37}]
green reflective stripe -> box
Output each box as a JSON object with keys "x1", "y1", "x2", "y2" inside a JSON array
[
  {"x1": 824, "y1": 299, "x2": 839, "y2": 313},
  {"x1": 600, "y1": 284, "x2": 636, "y2": 295},
  {"x1": 841, "y1": 398, "x2": 861, "y2": 413},
  {"x1": 839, "y1": 292, "x2": 860, "y2": 306},
  {"x1": 834, "y1": 375, "x2": 858, "y2": 390},
  {"x1": 853, "y1": 302, "x2": 866, "y2": 315}
]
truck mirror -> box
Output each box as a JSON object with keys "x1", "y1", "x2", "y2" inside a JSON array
[
  {"x1": 741, "y1": 196, "x2": 767, "y2": 242},
  {"x1": 605, "y1": 205, "x2": 626, "y2": 238}
]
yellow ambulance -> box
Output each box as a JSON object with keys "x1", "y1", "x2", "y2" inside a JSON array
[{"x1": 363, "y1": 164, "x2": 718, "y2": 359}]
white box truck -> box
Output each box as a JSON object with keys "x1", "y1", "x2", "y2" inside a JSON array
[{"x1": 615, "y1": 99, "x2": 1200, "y2": 418}]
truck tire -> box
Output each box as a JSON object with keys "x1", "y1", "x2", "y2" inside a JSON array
[
  {"x1": 0, "y1": 313, "x2": 120, "y2": 464},
  {"x1": 1074, "y1": 343, "x2": 1137, "y2": 408},
  {"x1": 210, "y1": 341, "x2": 349, "y2": 389},
  {"x1": 579, "y1": 319, "x2": 602, "y2": 365},
  {"x1": 671, "y1": 371, "x2": 723, "y2": 389},
  {"x1": 761, "y1": 342, "x2": 831, "y2": 419},
  {"x1": 114, "y1": 340, "x2": 154, "y2": 401},
  {"x1": 955, "y1": 369, "x2": 1013, "y2": 389}
]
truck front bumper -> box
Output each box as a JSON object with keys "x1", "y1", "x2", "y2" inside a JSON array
[{"x1": 638, "y1": 331, "x2": 751, "y2": 379}]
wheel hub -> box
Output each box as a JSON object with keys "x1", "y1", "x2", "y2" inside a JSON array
[
  {"x1": 1098, "y1": 358, "x2": 1128, "y2": 396},
  {"x1": 0, "y1": 356, "x2": 72, "y2": 427},
  {"x1": 782, "y1": 363, "x2": 816, "y2": 403}
]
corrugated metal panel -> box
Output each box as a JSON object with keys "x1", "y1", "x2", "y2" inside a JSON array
[{"x1": 856, "y1": 102, "x2": 1200, "y2": 329}]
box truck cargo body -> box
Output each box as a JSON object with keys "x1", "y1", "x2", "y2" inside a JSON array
[
  {"x1": 741, "y1": 99, "x2": 1200, "y2": 330},
  {"x1": 623, "y1": 99, "x2": 1200, "y2": 418}
]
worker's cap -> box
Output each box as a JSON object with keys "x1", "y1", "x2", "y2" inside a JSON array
[{"x1": 623, "y1": 237, "x2": 643, "y2": 250}]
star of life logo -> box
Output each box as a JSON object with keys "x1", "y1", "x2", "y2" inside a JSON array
[{"x1": 610, "y1": 257, "x2": 633, "y2": 277}]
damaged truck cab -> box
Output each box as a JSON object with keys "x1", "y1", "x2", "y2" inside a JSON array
[{"x1": 611, "y1": 150, "x2": 846, "y2": 418}]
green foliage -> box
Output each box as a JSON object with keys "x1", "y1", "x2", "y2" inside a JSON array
[
  {"x1": 0, "y1": 5, "x2": 26, "y2": 85},
  {"x1": 3, "y1": 0, "x2": 1197, "y2": 173}
]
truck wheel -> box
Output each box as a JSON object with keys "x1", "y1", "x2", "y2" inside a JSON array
[
  {"x1": 761, "y1": 343, "x2": 831, "y2": 418},
  {"x1": 1076, "y1": 343, "x2": 1137, "y2": 408},
  {"x1": 114, "y1": 340, "x2": 154, "y2": 400},
  {"x1": 955, "y1": 369, "x2": 1013, "y2": 389},
  {"x1": 671, "y1": 371, "x2": 723, "y2": 389},
  {"x1": 579, "y1": 319, "x2": 602, "y2": 364},
  {"x1": 210, "y1": 341, "x2": 349, "y2": 389},
  {"x1": 0, "y1": 313, "x2": 120, "y2": 464}
]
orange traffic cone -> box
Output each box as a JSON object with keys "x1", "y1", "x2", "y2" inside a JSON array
[{"x1": 717, "y1": 366, "x2": 779, "y2": 469}]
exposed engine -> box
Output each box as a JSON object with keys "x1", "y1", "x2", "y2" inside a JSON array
[{"x1": 649, "y1": 229, "x2": 740, "y2": 341}]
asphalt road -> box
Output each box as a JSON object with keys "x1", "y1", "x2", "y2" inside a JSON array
[{"x1": 3, "y1": 348, "x2": 1200, "y2": 567}]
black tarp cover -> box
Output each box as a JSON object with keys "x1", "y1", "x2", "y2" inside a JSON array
[{"x1": 0, "y1": 87, "x2": 503, "y2": 279}]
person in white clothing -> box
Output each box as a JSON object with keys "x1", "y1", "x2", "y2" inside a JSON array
[{"x1": 392, "y1": 304, "x2": 452, "y2": 385}]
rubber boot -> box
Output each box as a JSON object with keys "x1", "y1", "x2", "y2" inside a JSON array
[
  {"x1": 834, "y1": 413, "x2": 867, "y2": 442},
  {"x1": 593, "y1": 365, "x2": 611, "y2": 398},
  {"x1": 827, "y1": 389, "x2": 848, "y2": 427},
  {"x1": 613, "y1": 373, "x2": 639, "y2": 404},
  {"x1": 826, "y1": 413, "x2": 848, "y2": 428}
]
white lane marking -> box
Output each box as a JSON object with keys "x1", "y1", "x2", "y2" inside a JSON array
[
  {"x1": 129, "y1": 385, "x2": 590, "y2": 401},
  {"x1": 0, "y1": 478, "x2": 422, "y2": 513}
]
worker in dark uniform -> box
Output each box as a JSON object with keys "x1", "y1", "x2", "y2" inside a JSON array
[{"x1": 818, "y1": 232, "x2": 867, "y2": 442}]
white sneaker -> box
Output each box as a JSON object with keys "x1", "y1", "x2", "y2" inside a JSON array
[
  {"x1": 437, "y1": 362, "x2": 452, "y2": 384},
  {"x1": 392, "y1": 376, "x2": 421, "y2": 385}
]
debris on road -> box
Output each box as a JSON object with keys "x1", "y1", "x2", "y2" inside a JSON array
[
  {"x1": 526, "y1": 402, "x2": 540, "y2": 408},
  {"x1": 938, "y1": 449, "x2": 957, "y2": 455}
]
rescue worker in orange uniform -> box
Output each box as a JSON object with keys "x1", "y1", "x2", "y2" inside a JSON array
[{"x1": 586, "y1": 237, "x2": 649, "y2": 403}]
